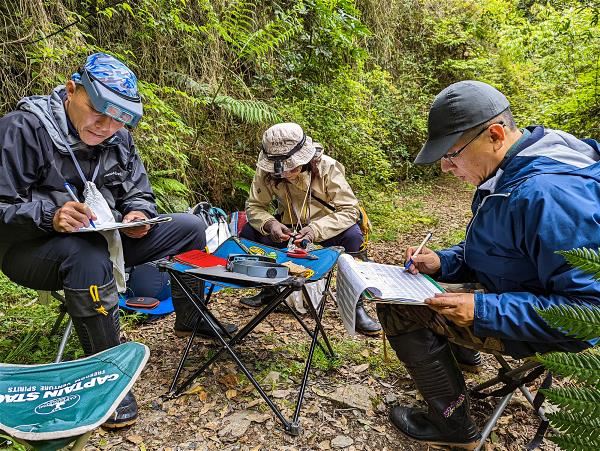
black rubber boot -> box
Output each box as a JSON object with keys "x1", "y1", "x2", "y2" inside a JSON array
[
  {"x1": 171, "y1": 273, "x2": 238, "y2": 338},
  {"x1": 240, "y1": 287, "x2": 278, "y2": 308},
  {"x1": 387, "y1": 334, "x2": 480, "y2": 449},
  {"x1": 450, "y1": 342, "x2": 482, "y2": 373},
  {"x1": 70, "y1": 306, "x2": 121, "y2": 357},
  {"x1": 70, "y1": 306, "x2": 138, "y2": 429},
  {"x1": 355, "y1": 298, "x2": 382, "y2": 336}
]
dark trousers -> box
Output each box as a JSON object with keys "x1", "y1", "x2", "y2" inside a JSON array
[
  {"x1": 376, "y1": 282, "x2": 586, "y2": 359},
  {"x1": 240, "y1": 222, "x2": 364, "y2": 253},
  {"x1": 2, "y1": 213, "x2": 205, "y2": 295}
]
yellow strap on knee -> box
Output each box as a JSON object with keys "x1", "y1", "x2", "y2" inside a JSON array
[{"x1": 89, "y1": 285, "x2": 108, "y2": 316}]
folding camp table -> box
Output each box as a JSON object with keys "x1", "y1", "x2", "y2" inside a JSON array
[{"x1": 159, "y1": 237, "x2": 342, "y2": 435}]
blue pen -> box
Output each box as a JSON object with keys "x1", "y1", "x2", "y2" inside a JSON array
[
  {"x1": 64, "y1": 182, "x2": 96, "y2": 229},
  {"x1": 405, "y1": 231, "x2": 433, "y2": 270}
]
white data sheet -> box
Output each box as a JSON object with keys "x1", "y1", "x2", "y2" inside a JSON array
[
  {"x1": 76, "y1": 215, "x2": 172, "y2": 232},
  {"x1": 335, "y1": 254, "x2": 443, "y2": 335}
]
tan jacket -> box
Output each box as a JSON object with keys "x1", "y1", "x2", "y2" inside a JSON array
[{"x1": 245, "y1": 155, "x2": 360, "y2": 242}]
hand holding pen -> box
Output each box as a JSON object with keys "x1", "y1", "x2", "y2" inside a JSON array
[
  {"x1": 404, "y1": 232, "x2": 440, "y2": 275},
  {"x1": 52, "y1": 183, "x2": 97, "y2": 233}
]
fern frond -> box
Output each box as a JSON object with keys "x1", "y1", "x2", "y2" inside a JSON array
[
  {"x1": 214, "y1": 96, "x2": 280, "y2": 123},
  {"x1": 549, "y1": 433, "x2": 600, "y2": 451},
  {"x1": 161, "y1": 71, "x2": 279, "y2": 124},
  {"x1": 151, "y1": 176, "x2": 190, "y2": 214},
  {"x1": 216, "y1": 0, "x2": 300, "y2": 59},
  {"x1": 557, "y1": 247, "x2": 600, "y2": 279},
  {"x1": 537, "y1": 351, "x2": 600, "y2": 387},
  {"x1": 221, "y1": 0, "x2": 257, "y2": 43},
  {"x1": 541, "y1": 386, "x2": 600, "y2": 418},
  {"x1": 237, "y1": 19, "x2": 301, "y2": 59},
  {"x1": 227, "y1": 0, "x2": 256, "y2": 34},
  {"x1": 150, "y1": 176, "x2": 189, "y2": 195},
  {"x1": 536, "y1": 304, "x2": 600, "y2": 340},
  {"x1": 547, "y1": 409, "x2": 600, "y2": 436}
]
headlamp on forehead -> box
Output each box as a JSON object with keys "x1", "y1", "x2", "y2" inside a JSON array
[
  {"x1": 264, "y1": 134, "x2": 306, "y2": 178},
  {"x1": 78, "y1": 69, "x2": 143, "y2": 127}
]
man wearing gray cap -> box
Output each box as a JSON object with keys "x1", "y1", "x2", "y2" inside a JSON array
[{"x1": 377, "y1": 80, "x2": 600, "y2": 448}]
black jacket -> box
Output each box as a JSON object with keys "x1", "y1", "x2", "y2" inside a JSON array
[{"x1": 0, "y1": 98, "x2": 156, "y2": 253}]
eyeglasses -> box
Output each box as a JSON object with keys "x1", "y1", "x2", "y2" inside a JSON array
[{"x1": 442, "y1": 121, "x2": 505, "y2": 164}]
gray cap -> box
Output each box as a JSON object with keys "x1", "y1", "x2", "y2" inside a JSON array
[{"x1": 414, "y1": 80, "x2": 510, "y2": 164}]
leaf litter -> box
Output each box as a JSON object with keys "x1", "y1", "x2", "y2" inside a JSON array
[{"x1": 86, "y1": 175, "x2": 560, "y2": 450}]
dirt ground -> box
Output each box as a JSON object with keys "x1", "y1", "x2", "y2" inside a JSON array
[{"x1": 86, "y1": 175, "x2": 557, "y2": 451}]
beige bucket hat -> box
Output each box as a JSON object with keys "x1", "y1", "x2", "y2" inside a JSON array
[{"x1": 257, "y1": 123, "x2": 317, "y2": 173}]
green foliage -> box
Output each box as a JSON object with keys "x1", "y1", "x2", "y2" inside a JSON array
[
  {"x1": 0, "y1": 435, "x2": 28, "y2": 451},
  {"x1": 166, "y1": 71, "x2": 281, "y2": 124},
  {"x1": 542, "y1": 386, "x2": 600, "y2": 419},
  {"x1": 537, "y1": 351, "x2": 600, "y2": 388},
  {"x1": 548, "y1": 434, "x2": 600, "y2": 451},
  {"x1": 537, "y1": 248, "x2": 600, "y2": 449},
  {"x1": 435, "y1": 228, "x2": 467, "y2": 250},
  {"x1": 557, "y1": 248, "x2": 600, "y2": 280},
  {"x1": 361, "y1": 188, "x2": 437, "y2": 241},
  {"x1": 0, "y1": 272, "x2": 83, "y2": 364},
  {"x1": 0, "y1": 0, "x2": 598, "y2": 210},
  {"x1": 537, "y1": 304, "x2": 600, "y2": 341},
  {"x1": 149, "y1": 173, "x2": 191, "y2": 213},
  {"x1": 195, "y1": 0, "x2": 302, "y2": 60},
  {"x1": 545, "y1": 410, "x2": 600, "y2": 443},
  {"x1": 278, "y1": 67, "x2": 417, "y2": 183}
]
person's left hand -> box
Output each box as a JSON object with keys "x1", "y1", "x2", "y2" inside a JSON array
[
  {"x1": 424, "y1": 292, "x2": 475, "y2": 327},
  {"x1": 294, "y1": 225, "x2": 315, "y2": 246},
  {"x1": 121, "y1": 211, "x2": 151, "y2": 238}
]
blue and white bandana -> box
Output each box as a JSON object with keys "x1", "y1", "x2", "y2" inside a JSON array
[{"x1": 72, "y1": 52, "x2": 138, "y2": 98}]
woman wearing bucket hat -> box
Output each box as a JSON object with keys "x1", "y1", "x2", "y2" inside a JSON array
[{"x1": 239, "y1": 122, "x2": 381, "y2": 336}]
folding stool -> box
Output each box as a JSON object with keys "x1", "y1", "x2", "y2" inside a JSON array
[
  {"x1": 470, "y1": 354, "x2": 551, "y2": 450},
  {"x1": 46, "y1": 291, "x2": 73, "y2": 363}
]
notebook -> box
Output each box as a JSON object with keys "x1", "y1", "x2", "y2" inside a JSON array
[{"x1": 336, "y1": 253, "x2": 443, "y2": 305}]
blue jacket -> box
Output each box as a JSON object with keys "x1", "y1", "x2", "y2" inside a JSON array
[{"x1": 437, "y1": 126, "x2": 600, "y2": 358}]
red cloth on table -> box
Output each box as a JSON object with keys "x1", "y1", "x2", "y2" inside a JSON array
[{"x1": 173, "y1": 250, "x2": 227, "y2": 267}]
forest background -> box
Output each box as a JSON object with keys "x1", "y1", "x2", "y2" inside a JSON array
[
  {"x1": 0, "y1": 3, "x2": 599, "y2": 447},
  {"x1": 1, "y1": 0, "x2": 599, "y2": 217}
]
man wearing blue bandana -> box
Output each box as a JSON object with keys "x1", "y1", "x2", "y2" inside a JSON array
[{"x1": 0, "y1": 53, "x2": 236, "y2": 428}]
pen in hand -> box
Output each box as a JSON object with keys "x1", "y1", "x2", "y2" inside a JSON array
[
  {"x1": 405, "y1": 231, "x2": 433, "y2": 270},
  {"x1": 63, "y1": 182, "x2": 96, "y2": 229}
]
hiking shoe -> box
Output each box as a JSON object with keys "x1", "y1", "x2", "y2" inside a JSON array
[
  {"x1": 240, "y1": 288, "x2": 278, "y2": 308},
  {"x1": 102, "y1": 391, "x2": 138, "y2": 429}
]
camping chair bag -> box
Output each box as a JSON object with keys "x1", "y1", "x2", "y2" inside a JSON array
[{"x1": 0, "y1": 342, "x2": 149, "y2": 442}]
